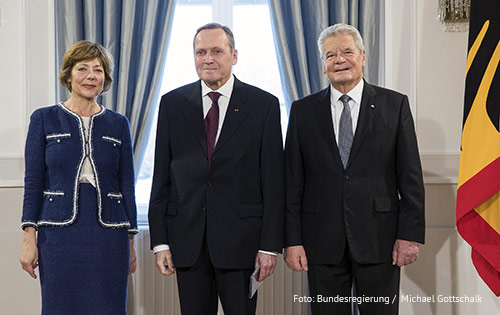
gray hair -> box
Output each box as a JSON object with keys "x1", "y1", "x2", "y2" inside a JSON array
[
  {"x1": 193, "y1": 23, "x2": 235, "y2": 52},
  {"x1": 317, "y1": 24, "x2": 365, "y2": 60}
]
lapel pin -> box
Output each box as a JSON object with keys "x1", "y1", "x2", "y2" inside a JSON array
[
  {"x1": 234, "y1": 108, "x2": 239, "y2": 112},
  {"x1": 370, "y1": 104, "x2": 375, "y2": 108}
]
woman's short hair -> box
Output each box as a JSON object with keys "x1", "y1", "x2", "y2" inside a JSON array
[
  {"x1": 317, "y1": 24, "x2": 365, "y2": 60},
  {"x1": 58, "y1": 40, "x2": 114, "y2": 92}
]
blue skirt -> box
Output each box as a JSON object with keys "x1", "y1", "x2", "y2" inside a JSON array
[{"x1": 38, "y1": 183, "x2": 129, "y2": 315}]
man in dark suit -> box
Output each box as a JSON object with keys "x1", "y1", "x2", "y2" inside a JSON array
[
  {"x1": 284, "y1": 23, "x2": 425, "y2": 314},
  {"x1": 148, "y1": 23, "x2": 284, "y2": 315}
]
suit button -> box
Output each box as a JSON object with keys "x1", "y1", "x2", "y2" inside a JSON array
[
  {"x1": 344, "y1": 175, "x2": 349, "y2": 179},
  {"x1": 49, "y1": 198, "x2": 53, "y2": 202},
  {"x1": 212, "y1": 156, "x2": 216, "y2": 160},
  {"x1": 202, "y1": 205, "x2": 207, "y2": 212},
  {"x1": 203, "y1": 156, "x2": 208, "y2": 160},
  {"x1": 208, "y1": 181, "x2": 213, "y2": 186}
]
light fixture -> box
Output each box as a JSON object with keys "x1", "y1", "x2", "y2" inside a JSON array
[{"x1": 438, "y1": 0, "x2": 470, "y2": 32}]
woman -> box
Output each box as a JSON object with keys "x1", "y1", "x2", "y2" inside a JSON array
[{"x1": 19, "y1": 40, "x2": 138, "y2": 315}]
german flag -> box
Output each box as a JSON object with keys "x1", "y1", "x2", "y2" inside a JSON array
[{"x1": 457, "y1": 1, "x2": 500, "y2": 296}]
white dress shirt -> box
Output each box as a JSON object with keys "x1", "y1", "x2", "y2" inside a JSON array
[
  {"x1": 201, "y1": 74, "x2": 234, "y2": 143},
  {"x1": 79, "y1": 116, "x2": 96, "y2": 187},
  {"x1": 330, "y1": 79, "x2": 364, "y2": 144}
]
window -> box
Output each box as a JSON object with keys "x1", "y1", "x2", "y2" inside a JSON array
[{"x1": 135, "y1": 0, "x2": 287, "y2": 223}]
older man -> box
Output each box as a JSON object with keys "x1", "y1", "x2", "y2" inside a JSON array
[
  {"x1": 284, "y1": 23, "x2": 425, "y2": 314},
  {"x1": 148, "y1": 23, "x2": 284, "y2": 315}
]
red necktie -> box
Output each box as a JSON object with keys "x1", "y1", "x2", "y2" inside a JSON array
[{"x1": 205, "y1": 92, "x2": 221, "y2": 167}]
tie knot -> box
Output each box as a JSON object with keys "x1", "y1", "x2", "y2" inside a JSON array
[
  {"x1": 208, "y1": 92, "x2": 221, "y2": 104},
  {"x1": 339, "y1": 94, "x2": 351, "y2": 106}
]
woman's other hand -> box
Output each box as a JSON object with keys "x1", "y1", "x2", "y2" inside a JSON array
[
  {"x1": 19, "y1": 227, "x2": 38, "y2": 279},
  {"x1": 129, "y1": 238, "x2": 137, "y2": 274}
]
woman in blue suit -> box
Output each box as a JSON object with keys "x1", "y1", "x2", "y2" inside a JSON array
[{"x1": 19, "y1": 40, "x2": 138, "y2": 315}]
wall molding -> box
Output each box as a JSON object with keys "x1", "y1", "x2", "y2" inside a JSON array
[
  {"x1": 0, "y1": 152, "x2": 460, "y2": 188},
  {"x1": 25, "y1": 0, "x2": 56, "y2": 126},
  {"x1": 385, "y1": 0, "x2": 417, "y2": 115},
  {"x1": 22, "y1": 0, "x2": 28, "y2": 136},
  {"x1": 421, "y1": 152, "x2": 459, "y2": 184},
  {"x1": 0, "y1": 155, "x2": 24, "y2": 187}
]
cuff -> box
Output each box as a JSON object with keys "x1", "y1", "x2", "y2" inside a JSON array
[
  {"x1": 153, "y1": 244, "x2": 170, "y2": 254},
  {"x1": 258, "y1": 250, "x2": 278, "y2": 256},
  {"x1": 21, "y1": 222, "x2": 38, "y2": 231},
  {"x1": 128, "y1": 228, "x2": 139, "y2": 235}
]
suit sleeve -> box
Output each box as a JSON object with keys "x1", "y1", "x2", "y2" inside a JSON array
[
  {"x1": 21, "y1": 110, "x2": 46, "y2": 230},
  {"x1": 395, "y1": 95, "x2": 425, "y2": 244},
  {"x1": 259, "y1": 97, "x2": 285, "y2": 252},
  {"x1": 148, "y1": 97, "x2": 171, "y2": 249},
  {"x1": 119, "y1": 116, "x2": 138, "y2": 234},
  {"x1": 284, "y1": 102, "x2": 305, "y2": 246}
]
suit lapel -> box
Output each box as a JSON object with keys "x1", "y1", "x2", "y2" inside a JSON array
[
  {"x1": 180, "y1": 81, "x2": 207, "y2": 153},
  {"x1": 315, "y1": 87, "x2": 344, "y2": 169},
  {"x1": 347, "y1": 81, "x2": 376, "y2": 167},
  {"x1": 214, "y1": 78, "x2": 250, "y2": 153}
]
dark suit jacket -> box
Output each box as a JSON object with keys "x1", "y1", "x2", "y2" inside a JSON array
[
  {"x1": 148, "y1": 77, "x2": 284, "y2": 269},
  {"x1": 285, "y1": 81, "x2": 425, "y2": 265}
]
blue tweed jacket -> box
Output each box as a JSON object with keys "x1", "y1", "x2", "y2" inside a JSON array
[{"x1": 21, "y1": 103, "x2": 138, "y2": 234}]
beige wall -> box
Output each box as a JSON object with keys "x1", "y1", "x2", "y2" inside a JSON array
[{"x1": 2, "y1": 0, "x2": 500, "y2": 314}]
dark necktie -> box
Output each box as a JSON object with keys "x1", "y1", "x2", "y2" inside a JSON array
[
  {"x1": 338, "y1": 94, "x2": 353, "y2": 168},
  {"x1": 205, "y1": 92, "x2": 221, "y2": 167}
]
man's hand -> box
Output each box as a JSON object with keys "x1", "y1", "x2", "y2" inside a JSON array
[
  {"x1": 155, "y1": 250, "x2": 175, "y2": 275},
  {"x1": 284, "y1": 245, "x2": 308, "y2": 271},
  {"x1": 255, "y1": 252, "x2": 278, "y2": 282},
  {"x1": 392, "y1": 239, "x2": 419, "y2": 267}
]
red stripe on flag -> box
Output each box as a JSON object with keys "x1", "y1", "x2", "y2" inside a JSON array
[
  {"x1": 457, "y1": 208, "x2": 500, "y2": 296},
  {"x1": 457, "y1": 156, "x2": 500, "y2": 221},
  {"x1": 473, "y1": 249, "x2": 500, "y2": 296}
]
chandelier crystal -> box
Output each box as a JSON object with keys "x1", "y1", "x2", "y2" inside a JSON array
[{"x1": 438, "y1": 0, "x2": 470, "y2": 32}]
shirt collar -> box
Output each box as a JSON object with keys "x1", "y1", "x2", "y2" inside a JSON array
[
  {"x1": 330, "y1": 79, "x2": 364, "y2": 105},
  {"x1": 201, "y1": 74, "x2": 235, "y2": 99}
]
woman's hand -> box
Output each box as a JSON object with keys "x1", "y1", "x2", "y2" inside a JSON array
[
  {"x1": 129, "y1": 238, "x2": 137, "y2": 274},
  {"x1": 19, "y1": 227, "x2": 38, "y2": 279}
]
